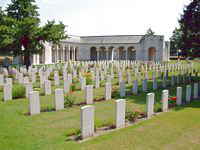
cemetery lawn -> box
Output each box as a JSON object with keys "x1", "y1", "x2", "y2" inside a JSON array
[{"x1": 1, "y1": 98, "x2": 200, "y2": 150}]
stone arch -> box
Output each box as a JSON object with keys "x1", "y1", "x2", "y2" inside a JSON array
[
  {"x1": 148, "y1": 47, "x2": 156, "y2": 61},
  {"x1": 99, "y1": 46, "x2": 106, "y2": 60},
  {"x1": 118, "y1": 46, "x2": 126, "y2": 60},
  {"x1": 128, "y1": 46, "x2": 136, "y2": 60},
  {"x1": 90, "y1": 47, "x2": 97, "y2": 61}
]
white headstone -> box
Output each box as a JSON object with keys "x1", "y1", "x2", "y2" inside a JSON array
[
  {"x1": 29, "y1": 91, "x2": 40, "y2": 115},
  {"x1": 162, "y1": 90, "x2": 169, "y2": 112},
  {"x1": 55, "y1": 89, "x2": 64, "y2": 111},
  {"x1": 115, "y1": 99, "x2": 126, "y2": 129},
  {"x1": 176, "y1": 87, "x2": 182, "y2": 106},
  {"x1": 81, "y1": 105, "x2": 95, "y2": 139},
  {"x1": 3, "y1": 83, "x2": 12, "y2": 101},
  {"x1": 146, "y1": 93, "x2": 154, "y2": 119},
  {"x1": 85, "y1": 85, "x2": 93, "y2": 104}
]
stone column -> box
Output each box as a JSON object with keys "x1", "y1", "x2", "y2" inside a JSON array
[
  {"x1": 115, "y1": 99, "x2": 126, "y2": 129},
  {"x1": 97, "y1": 49, "x2": 100, "y2": 61},
  {"x1": 44, "y1": 42, "x2": 52, "y2": 64},
  {"x1": 111, "y1": 48, "x2": 114, "y2": 61},
  {"x1": 74, "y1": 47, "x2": 76, "y2": 61},
  {"x1": 68, "y1": 45, "x2": 71, "y2": 61},
  {"x1": 125, "y1": 48, "x2": 128, "y2": 60},
  {"x1": 81, "y1": 105, "x2": 95, "y2": 139}
]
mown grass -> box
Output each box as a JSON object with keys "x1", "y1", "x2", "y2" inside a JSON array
[{"x1": 0, "y1": 60, "x2": 200, "y2": 150}]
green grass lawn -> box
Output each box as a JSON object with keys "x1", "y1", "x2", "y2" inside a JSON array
[
  {"x1": 1, "y1": 99, "x2": 200, "y2": 150},
  {"x1": 0, "y1": 60, "x2": 200, "y2": 150}
]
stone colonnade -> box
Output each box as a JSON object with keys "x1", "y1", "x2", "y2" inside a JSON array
[
  {"x1": 90, "y1": 46, "x2": 136, "y2": 61},
  {"x1": 52, "y1": 44, "x2": 78, "y2": 63},
  {"x1": 32, "y1": 43, "x2": 79, "y2": 65}
]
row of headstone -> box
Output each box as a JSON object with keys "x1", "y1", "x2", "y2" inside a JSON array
[
  {"x1": 81, "y1": 99, "x2": 126, "y2": 139},
  {"x1": 28, "y1": 88, "x2": 65, "y2": 115}
]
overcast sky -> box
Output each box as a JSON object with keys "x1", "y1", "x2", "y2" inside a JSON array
[{"x1": 1, "y1": 0, "x2": 191, "y2": 40}]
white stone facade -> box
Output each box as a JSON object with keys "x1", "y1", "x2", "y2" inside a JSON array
[{"x1": 32, "y1": 34, "x2": 170, "y2": 64}]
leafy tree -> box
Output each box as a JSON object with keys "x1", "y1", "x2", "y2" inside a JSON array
[
  {"x1": 179, "y1": 0, "x2": 200, "y2": 57},
  {"x1": 0, "y1": 0, "x2": 67, "y2": 68}
]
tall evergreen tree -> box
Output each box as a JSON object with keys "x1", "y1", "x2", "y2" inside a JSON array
[
  {"x1": 170, "y1": 28, "x2": 183, "y2": 55},
  {"x1": 179, "y1": 0, "x2": 200, "y2": 57},
  {"x1": 0, "y1": 0, "x2": 67, "y2": 68}
]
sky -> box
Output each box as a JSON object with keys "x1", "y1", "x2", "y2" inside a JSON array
[{"x1": 1, "y1": 0, "x2": 191, "y2": 40}]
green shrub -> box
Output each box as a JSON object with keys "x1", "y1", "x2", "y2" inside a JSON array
[
  {"x1": 70, "y1": 84, "x2": 76, "y2": 91},
  {"x1": 64, "y1": 95, "x2": 75, "y2": 107},
  {"x1": 125, "y1": 110, "x2": 140, "y2": 122},
  {"x1": 12, "y1": 84, "x2": 25, "y2": 99},
  {"x1": 0, "y1": 86, "x2": 3, "y2": 92}
]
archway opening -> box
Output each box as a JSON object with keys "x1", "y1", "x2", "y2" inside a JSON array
[
  {"x1": 148, "y1": 47, "x2": 156, "y2": 61},
  {"x1": 128, "y1": 47, "x2": 136, "y2": 60},
  {"x1": 90, "y1": 47, "x2": 97, "y2": 61}
]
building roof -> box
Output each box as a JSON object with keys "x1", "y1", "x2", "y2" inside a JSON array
[{"x1": 63, "y1": 34, "x2": 163, "y2": 44}]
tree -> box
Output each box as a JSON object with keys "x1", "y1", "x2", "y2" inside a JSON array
[
  {"x1": 145, "y1": 28, "x2": 155, "y2": 36},
  {"x1": 169, "y1": 27, "x2": 183, "y2": 56},
  {"x1": 0, "y1": 0, "x2": 67, "y2": 68},
  {"x1": 179, "y1": 0, "x2": 200, "y2": 57}
]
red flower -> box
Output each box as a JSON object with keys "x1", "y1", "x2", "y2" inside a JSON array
[{"x1": 169, "y1": 97, "x2": 176, "y2": 101}]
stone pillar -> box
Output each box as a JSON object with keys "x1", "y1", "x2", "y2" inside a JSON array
[
  {"x1": 81, "y1": 105, "x2": 95, "y2": 139},
  {"x1": 105, "y1": 82, "x2": 112, "y2": 100},
  {"x1": 44, "y1": 42, "x2": 52, "y2": 64},
  {"x1": 162, "y1": 90, "x2": 169, "y2": 112},
  {"x1": 68, "y1": 45, "x2": 71, "y2": 61},
  {"x1": 97, "y1": 50, "x2": 100, "y2": 61},
  {"x1": 85, "y1": 85, "x2": 93, "y2": 104},
  {"x1": 111, "y1": 49, "x2": 114, "y2": 61},
  {"x1": 115, "y1": 99, "x2": 126, "y2": 129},
  {"x1": 176, "y1": 87, "x2": 182, "y2": 106},
  {"x1": 146, "y1": 93, "x2": 154, "y2": 119},
  {"x1": 74, "y1": 47, "x2": 76, "y2": 61},
  {"x1": 55, "y1": 89, "x2": 64, "y2": 111},
  {"x1": 29, "y1": 91, "x2": 40, "y2": 115}
]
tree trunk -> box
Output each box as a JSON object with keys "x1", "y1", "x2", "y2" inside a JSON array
[{"x1": 24, "y1": 52, "x2": 30, "y2": 70}]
